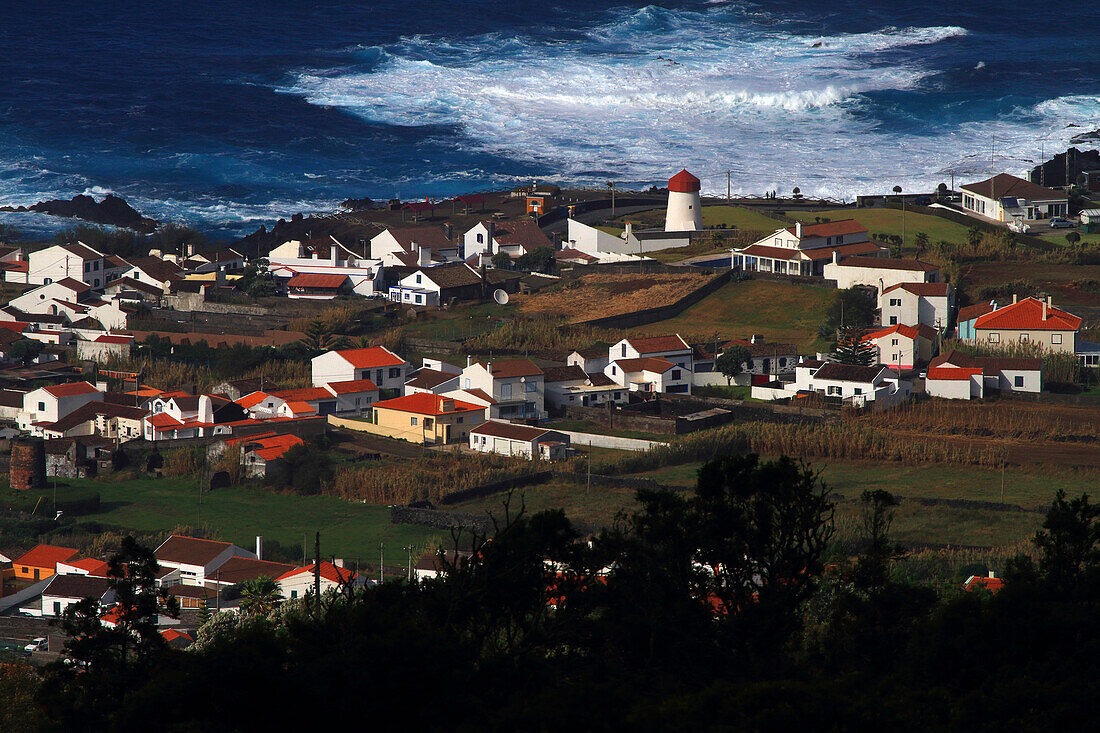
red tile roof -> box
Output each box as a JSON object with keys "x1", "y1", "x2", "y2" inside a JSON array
[
  {"x1": 668, "y1": 169, "x2": 701, "y2": 193},
  {"x1": 161, "y1": 629, "x2": 193, "y2": 643},
  {"x1": 482, "y1": 219, "x2": 552, "y2": 252},
  {"x1": 95, "y1": 334, "x2": 134, "y2": 344},
  {"x1": 59, "y1": 558, "x2": 111, "y2": 576},
  {"x1": 625, "y1": 334, "x2": 690, "y2": 353},
  {"x1": 276, "y1": 561, "x2": 356, "y2": 585},
  {"x1": 269, "y1": 387, "x2": 333, "y2": 402},
  {"x1": 14, "y1": 544, "x2": 79, "y2": 569},
  {"x1": 148, "y1": 413, "x2": 184, "y2": 429},
  {"x1": 801, "y1": 241, "x2": 886, "y2": 261},
  {"x1": 786, "y1": 219, "x2": 868, "y2": 238},
  {"x1": 957, "y1": 302, "x2": 996, "y2": 324},
  {"x1": 973, "y1": 297, "x2": 1081, "y2": 331},
  {"x1": 324, "y1": 378, "x2": 379, "y2": 394},
  {"x1": 281, "y1": 400, "x2": 317, "y2": 417},
  {"x1": 237, "y1": 391, "x2": 276, "y2": 410},
  {"x1": 54, "y1": 277, "x2": 91, "y2": 293},
  {"x1": 287, "y1": 272, "x2": 348, "y2": 289},
  {"x1": 615, "y1": 357, "x2": 675, "y2": 373},
  {"x1": 964, "y1": 575, "x2": 1006, "y2": 593},
  {"x1": 43, "y1": 381, "x2": 99, "y2": 398},
  {"x1": 927, "y1": 367, "x2": 981, "y2": 381},
  {"x1": 372, "y1": 392, "x2": 484, "y2": 416},
  {"x1": 334, "y1": 346, "x2": 406, "y2": 369},
  {"x1": 863, "y1": 324, "x2": 921, "y2": 341},
  {"x1": 155, "y1": 535, "x2": 236, "y2": 567},
  {"x1": 738, "y1": 244, "x2": 803, "y2": 261}
]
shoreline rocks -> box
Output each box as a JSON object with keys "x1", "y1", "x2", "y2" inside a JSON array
[{"x1": 0, "y1": 193, "x2": 159, "y2": 233}]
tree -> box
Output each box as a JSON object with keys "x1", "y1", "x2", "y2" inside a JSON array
[
  {"x1": 239, "y1": 577, "x2": 284, "y2": 616},
  {"x1": 1032, "y1": 490, "x2": 1099, "y2": 593},
  {"x1": 914, "y1": 231, "x2": 929, "y2": 254},
  {"x1": 716, "y1": 344, "x2": 752, "y2": 385},
  {"x1": 853, "y1": 489, "x2": 899, "y2": 589},
  {"x1": 296, "y1": 318, "x2": 350, "y2": 356},
  {"x1": 936, "y1": 182, "x2": 949, "y2": 201},
  {"x1": 515, "y1": 246, "x2": 555, "y2": 274},
  {"x1": 39, "y1": 536, "x2": 180, "y2": 727},
  {"x1": 8, "y1": 338, "x2": 43, "y2": 366},
  {"x1": 265, "y1": 444, "x2": 333, "y2": 494},
  {"x1": 892, "y1": 185, "x2": 902, "y2": 198},
  {"x1": 1066, "y1": 231, "x2": 1081, "y2": 246},
  {"x1": 791, "y1": 187, "x2": 802, "y2": 200},
  {"x1": 490, "y1": 250, "x2": 512, "y2": 269},
  {"x1": 237, "y1": 257, "x2": 278, "y2": 298},
  {"x1": 820, "y1": 287, "x2": 875, "y2": 336},
  {"x1": 831, "y1": 325, "x2": 876, "y2": 366},
  {"x1": 966, "y1": 226, "x2": 984, "y2": 248}
]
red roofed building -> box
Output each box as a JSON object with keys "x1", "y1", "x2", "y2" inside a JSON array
[
  {"x1": 971, "y1": 296, "x2": 1081, "y2": 354},
  {"x1": 369, "y1": 392, "x2": 486, "y2": 444},
  {"x1": 861, "y1": 323, "x2": 937, "y2": 370},
  {"x1": 964, "y1": 571, "x2": 1005, "y2": 594},
  {"x1": 460, "y1": 358, "x2": 546, "y2": 420},
  {"x1": 161, "y1": 628, "x2": 194, "y2": 648},
  {"x1": 13, "y1": 544, "x2": 79, "y2": 581},
  {"x1": 312, "y1": 346, "x2": 409, "y2": 392},
  {"x1": 666, "y1": 169, "x2": 702, "y2": 231},
  {"x1": 925, "y1": 350, "x2": 1043, "y2": 400},
  {"x1": 735, "y1": 218, "x2": 885, "y2": 277},
  {"x1": 19, "y1": 381, "x2": 104, "y2": 436},
  {"x1": 276, "y1": 561, "x2": 358, "y2": 599},
  {"x1": 606, "y1": 334, "x2": 693, "y2": 394},
  {"x1": 57, "y1": 557, "x2": 111, "y2": 577},
  {"x1": 462, "y1": 219, "x2": 553, "y2": 260},
  {"x1": 286, "y1": 272, "x2": 350, "y2": 300},
  {"x1": 76, "y1": 332, "x2": 135, "y2": 362}
]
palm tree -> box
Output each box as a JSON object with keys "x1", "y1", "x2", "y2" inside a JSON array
[
  {"x1": 893, "y1": 186, "x2": 905, "y2": 246},
  {"x1": 238, "y1": 577, "x2": 284, "y2": 616},
  {"x1": 966, "y1": 226, "x2": 984, "y2": 248},
  {"x1": 298, "y1": 318, "x2": 351, "y2": 355}
]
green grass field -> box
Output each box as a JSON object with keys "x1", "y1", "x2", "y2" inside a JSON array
[
  {"x1": 630, "y1": 279, "x2": 834, "y2": 351},
  {"x1": 6, "y1": 477, "x2": 440, "y2": 562},
  {"x1": 701, "y1": 205, "x2": 786, "y2": 231},
  {"x1": 791, "y1": 208, "x2": 973, "y2": 247},
  {"x1": 399, "y1": 302, "x2": 516, "y2": 341}
]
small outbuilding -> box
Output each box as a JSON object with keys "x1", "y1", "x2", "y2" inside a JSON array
[{"x1": 469, "y1": 420, "x2": 571, "y2": 460}]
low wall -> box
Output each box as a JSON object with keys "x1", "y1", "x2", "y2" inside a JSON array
[
  {"x1": 560, "y1": 406, "x2": 675, "y2": 435},
  {"x1": 575, "y1": 270, "x2": 732, "y2": 329},
  {"x1": 438, "y1": 471, "x2": 553, "y2": 505},
  {"x1": 553, "y1": 429, "x2": 666, "y2": 452},
  {"x1": 389, "y1": 506, "x2": 492, "y2": 532}
]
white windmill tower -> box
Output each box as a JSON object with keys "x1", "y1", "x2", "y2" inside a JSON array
[{"x1": 665, "y1": 169, "x2": 702, "y2": 232}]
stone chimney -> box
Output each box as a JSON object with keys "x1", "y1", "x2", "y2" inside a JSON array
[{"x1": 795, "y1": 221, "x2": 803, "y2": 238}]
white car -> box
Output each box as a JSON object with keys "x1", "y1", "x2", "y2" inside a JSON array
[{"x1": 24, "y1": 637, "x2": 47, "y2": 652}]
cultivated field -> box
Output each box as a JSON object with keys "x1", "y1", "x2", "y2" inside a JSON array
[{"x1": 515, "y1": 272, "x2": 712, "y2": 323}]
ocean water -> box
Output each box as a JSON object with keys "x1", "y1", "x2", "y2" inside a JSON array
[{"x1": 1, "y1": 0, "x2": 1098, "y2": 237}]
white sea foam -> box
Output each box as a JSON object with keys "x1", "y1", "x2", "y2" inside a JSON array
[{"x1": 276, "y1": 3, "x2": 987, "y2": 199}]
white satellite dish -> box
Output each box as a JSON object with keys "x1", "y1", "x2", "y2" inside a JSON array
[{"x1": 492, "y1": 289, "x2": 509, "y2": 305}]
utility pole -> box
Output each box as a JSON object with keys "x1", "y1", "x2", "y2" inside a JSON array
[
  {"x1": 608, "y1": 181, "x2": 616, "y2": 218},
  {"x1": 313, "y1": 532, "x2": 321, "y2": 616},
  {"x1": 379, "y1": 541, "x2": 384, "y2": 583},
  {"x1": 1000, "y1": 443, "x2": 1007, "y2": 503},
  {"x1": 403, "y1": 546, "x2": 413, "y2": 582},
  {"x1": 727, "y1": 170, "x2": 731, "y2": 202}
]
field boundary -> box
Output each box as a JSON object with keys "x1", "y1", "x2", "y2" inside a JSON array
[{"x1": 574, "y1": 270, "x2": 732, "y2": 329}]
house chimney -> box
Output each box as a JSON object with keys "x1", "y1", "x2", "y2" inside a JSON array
[
  {"x1": 1042, "y1": 298, "x2": 1048, "y2": 320},
  {"x1": 466, "y1": 354, "x2": 472, "y2": 367},
  {"x1": 795, "y1": 221, "x2": 803, "y2": 238},
  {"x1": 832, "y1": 250, "x2": 839, "y2": 265},
  {"x1": 486, "y1": 222, "x2": 495, "y2": 248},
  {"x1": 256, "y1": 535, "x2": 263, "y2": 560},
  {"x1": 443, "y1": 222, "x2": 453, "y2": 241},
  {"x1": 334, "y1": 558, "x2": 344, "y2": 568},
  {"x1": 624, "y1": 221, "x2": 633, "y2": 239},
  {"x1": 418, "y1": 244, "x2": 431, "y2": 267},
  {"x1": 1012, "y1": 293, "x2": 1017, "y2": 304},
  {"x1": 988, "y1": 570, "x2": 995, "y2": 578},
  {"x1": 486, "y1": 361, "x2": 493, "y2": 375}
]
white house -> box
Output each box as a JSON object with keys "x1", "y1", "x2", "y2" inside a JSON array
[
  {"x1": 606, "y1": 335, "x2": 693, "y2": 394},
  {"x1": 19, "y1": 382, "x2": 104, "y2": 435},
  {"x1": 469, "y1": 420, "x2": 571, "y2": 460},
  {"x1": 459, "y1": 358, "x2": 545, "y2": 420},
  {"x1": 463, "y1": 220, "x2": 552, "y2": 260},
  {"x1": 311, "y1": 346, "x2": 408, "y2": 392},
  {"x1": 27, "y1": 243, "x2": 106, "y2": 288},
  {"x1": 542, "y1": 365, "x2": 624, "y2": 411},
  {"x1": 735, "y1": 219, "x2": 885, "y2": 277},
  {"x1": 120, "y1": 257, "x2": 184, "y2": 291},
  {"x1": 752, "y1": 360, "x2": 911, "y2": 411},
  {"x1": 567, "y1": 347, "x2": 610, "y2": 374},
  {"x1": 267, "y1": 236, "x2": 383, "y2": 296},
  {"x1": 40, "y1": 575, "x2": 114, "y2": 617},
  {"x1": 404, "y1": 368, "x2": 461, "y2": 395},
  {"x1": 369, "y1": 225, "x2": 459, "y2": 266},
  {"x1": 925, "y1": 351, "x2": 1042, "y2": 400},
  {"x1": 822, "y1": 254, "x2": 940, "y2": 291},
  {"x1": 75, "y1": 333, "x2": 134, "y2": 363},
  {"x1": 879, "y1": 282, "x2": 953, "y2": 328},
  {"x1": 153, "y1": 535, "x2": 256, "y2": 587},
  {"x1": 275, "y1": 561, "x2": 358, "y2": 600},
  {"x1": 144, "y1": 394, "x2": 220, "y2": 440},
  {"x1": 959, "y1": 173, "x2": 1068, "y2": 222},
  {"x1": 861, "y1": 324, "x2": 937, "y2": 370}
]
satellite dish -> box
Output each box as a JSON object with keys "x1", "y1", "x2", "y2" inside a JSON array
[{"x1": 492, "y1": 289, "x2": 509, "y2": 305}]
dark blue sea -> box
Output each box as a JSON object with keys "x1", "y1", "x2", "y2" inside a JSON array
[{"x1": 1, "y1": 0, "x2": 1098, "y2": 238}]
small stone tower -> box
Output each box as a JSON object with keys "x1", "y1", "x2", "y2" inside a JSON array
[
  {"x1": 10, "y1": 437, "x2": 47, "y2": 491},
  {"x1": 665, "y1": 169, "x2": 702, "y2": 232}
]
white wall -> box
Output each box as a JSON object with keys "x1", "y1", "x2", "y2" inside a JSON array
[
  {"x1": 823, "y1": 263, "x2": 936, "y2": 291},
  {"x1": 926, "y1": 377, "x2": 979, "y2": 400},
  {"x1": 566, "y1": 219, "x2": 629, "y2": 255}
]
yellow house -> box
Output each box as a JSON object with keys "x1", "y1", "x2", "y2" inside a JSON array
[
  {"x1": 13, "y1": 544, "x2": 80, "y2": 582},
  {"x1": 370, "y1": 393, "x2": 485, "y2": 445}
]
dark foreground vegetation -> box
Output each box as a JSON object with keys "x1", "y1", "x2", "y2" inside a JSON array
[{"x1": 4, "y1": 455, "x2": 1097, "y2": 731}]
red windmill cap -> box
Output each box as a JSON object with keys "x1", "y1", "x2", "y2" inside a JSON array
[{"x1": 668, "y1": 169, "x2": 701, "y2": 193}]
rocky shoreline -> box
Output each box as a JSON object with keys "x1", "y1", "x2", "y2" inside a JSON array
[{"x1": 0, "y1": 193, "x2": 159, "y2": 233}]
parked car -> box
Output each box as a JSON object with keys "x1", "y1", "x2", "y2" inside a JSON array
[
  {"x1": 1049, "y1": 217, "x2": 1074, "y2": 228},
  {"x1": 24, "y1": 637, "x2": 47, "y2": 652}
]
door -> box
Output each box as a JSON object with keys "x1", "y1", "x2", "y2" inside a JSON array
[{"x1": 444, "y1": 425, "x2": 451, "y2": 443}]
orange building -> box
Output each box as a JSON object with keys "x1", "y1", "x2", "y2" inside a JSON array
[{"x1": 12, "y1": 544, "x2": 79, "y2": 581}]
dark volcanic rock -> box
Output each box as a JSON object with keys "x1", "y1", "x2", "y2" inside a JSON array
[
  {"x1": 1069, "y1": 129, "x2": 1100, "y2": 145},
  {"x1": 1, "y1": 193, "x2": 159, "y2": 233}
]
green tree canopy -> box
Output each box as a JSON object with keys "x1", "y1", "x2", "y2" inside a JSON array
[{"x1": 715, "y1": 344, "x2": 752, "y2": 385}]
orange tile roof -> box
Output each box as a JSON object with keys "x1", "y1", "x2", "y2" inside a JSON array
[
  {"x1": 161, "y1": 628, "x2": 193, "y2": 642},
  {"x1": 334, "y1": 346, "x2": 406, "y2": 369},
  {"x1": 236, "y1": 391, "x2": 276, "y2": 410},
  {"x1": 325, "y1": 378, "x2": 378, "y2": 394},
  {"x1": 801, "y1": 241, "x2": 886, "y2": 261},
  {"x1": 281, "y1": 400, "x2": 317, "y2": 416},
  {"x1": 973, "y1": 297, "x2": 1081, "y2": 331},
  {"x1": 287, "y1": 272, "x2": 348, "y2": 289},
  {"x1": 863, "y1": 324, "x2": 921, "y2": 341},
  {"x1": 957, "y1": 302, "x2": 996, "y2": 324},
  {"x1": 61, "y1": 558, "x2": 111, "y2": 576},
  {"x1": 148, "y1": 413, "x2": 184, "y2": 429},
  {"x1": 372, "y1": 392, "x2": 483, "y2": 416},
  {"x1": 15, "y1": 544, "x2": 79, "y2": 569},
  {"x1": 251, "y1": 434, "x2": 306, "y2": 460},
  {"x1": 276, "y1": 561, "x2": 356, "y2": 584},
  {"x1": 832, "y1": 256, "x2": 939, "y2": 272},
  {"x1": 43, "y1": 381, "x2": 99, "y2": 398},
  {"x1": 270, "y1": 387, "x2": 332, "y2": 402},
  {"x1": 927, "y1": 367, "x2": 982, "y2": 381}
]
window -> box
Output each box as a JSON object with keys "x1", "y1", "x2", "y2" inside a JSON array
[
  {"x1": 38, "y1": 401, "x2": 45, "y2": 411},
  {"x1": 525, "y1": 381, "x2": 536, "y2": 393},
  {"x1": 854, "y1": 388, "x2": 863, "y2": 395},
  {"x1": 44, "y1": 278, "x2": 52, "y2": 285},
  {"x1": 415, "y1": 274, "x2": 421, "y2": 284},
  {"x1": 891, "y1": 338, "x2": 898, "y2": 346},
  {"x1": 671, "y1": 370, "x2": 681, "y2": 380},
  {"x1": 411, "y1": 416, "x2": 418, "y2": 426},
  {"x1": 621, "y1": 344, "x2": 627, "y2": 357},
  {"x1": 291, "y1": 590, "x2": 298, "y2": 599},
  {"x1": 457, "y1": 416, "x2": 463, "y2": 423},
  {"x1": 93, "y1": 261, "x2": 100, "y2": 271},
  {"x1": 889, "y1": 316, "x2": 897, "y2": 325},
  {"x1": 779, "y1": 358, "x2": 786, "y2": 368},
  {"x1": 476, "y1": 233, "x2": 484, "y2": 243},
  {"x1": 614, "y1": 392, "x2": 621, "y2": 400},
  {"x1": 376, "y1": 369, "x2": 384, "y2": 383},
  {"x1": 389, "y1": 367, "x2": 400, "y2": 378},
  {"x1": 464, "y1": 378, "x2": 471, "y2": 388},
  {"x1": 1052, "y1": 333, "x2": 1062, "y2": 344},
  {"x1": 500, "y1": 383, "x2": 512, "y2": 398},
  {"x1": 988, "y1": 333, "x2": 1000, "y2": 343},
  {"x1": 354, "y1": 398, "x2": 360, "y2": 407},
  {"x1": 836, "y1": 235, "x2": 844, "y2": 244},
  {"x1": 827, "y1": 386, "x2": 841, "y2": 396},
  {"x1": 890, "y1": 298, "x2": 901, "y2": 306},
  {"x1": 1019, "y1": 333, "x2": 1029, "y2": 342},
  {"x1": 611, "y1": 366, "x2": 617, "y2": 375},
  {"x1": 54, "y1": 602, "x2": 62, "y2": 615},
  {"x1": 84, "y1": 262, "x2": 91, "y2": 272},
  {"x1": 415, "y1": 294, "x2": 423, "y2": 304},
  {"x1": 746, "y1": 360, "x2": 754, "y2": 371},
  {"x1": 1014, "y1": 375, "x2": 1024, "y2": 388},
  {"x1": 774, "y1": 237, "x2": 782, "y2": 246}
]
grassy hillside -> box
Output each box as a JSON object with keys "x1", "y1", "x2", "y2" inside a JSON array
[{"x1": 790, "y1": 207, "x2": 973, "y2": 246}]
